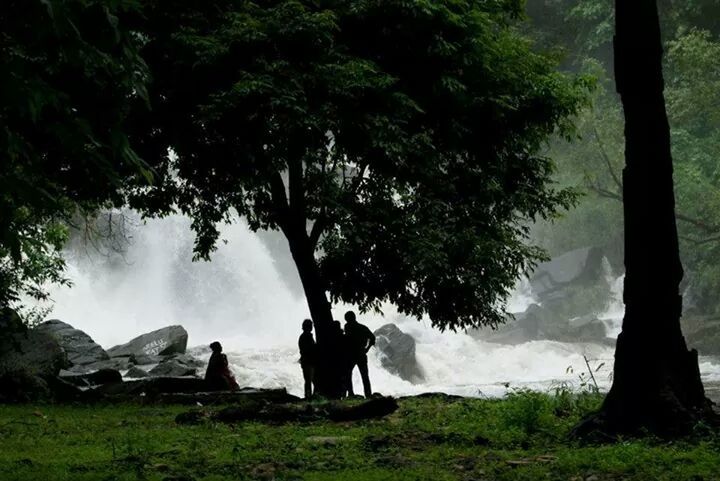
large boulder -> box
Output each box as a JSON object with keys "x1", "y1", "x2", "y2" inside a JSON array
[
  {"x1": 374, "y1": 324, "x2": 424, "y2": 383},
  {"x1": 683, "y1": 317, "x2": 720, "y2": 356},
  {"x1": 0, "y1": 309, "x2": 68, "y2": 378},
  {"x1": 34, "y1": 319, "x2": 109, "y2": 367},
  {"x1": 59, "y1": 368, "x2": 122, "y2": 387},
  {"x1": 107, "y1": 325, "x2": 188, "y2": 358},
  {"x1": 474, "y1": 304, "x2": 608, "y2": 344},
  {"x1": 529, "y1": 246, "x2": 606, "y2": 301},
  {"x1": 149, "y1": 359, "x2": 197, "y2": 377},
  {"x1": 67, "y1": 356, "x2": 136, "y2": 374}
]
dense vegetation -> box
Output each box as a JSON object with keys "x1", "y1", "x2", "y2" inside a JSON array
[
  {"x1": 527, "y1": 0, "x2": 720, "y2": 316},
  {"x1": 0, "y1": 0, "x2": 151, "y2": 312},
  {"x1": 2, "y1": 393, "x2": 719, "y2": 481}
]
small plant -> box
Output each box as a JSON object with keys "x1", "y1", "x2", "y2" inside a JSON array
[{"x1": 500, "y1": 388, "x2": 554, "y2": 437}]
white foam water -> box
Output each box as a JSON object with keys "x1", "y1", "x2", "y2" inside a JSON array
[{"x1": 35, "y1": 213, "x2": 720, "y2": 398}]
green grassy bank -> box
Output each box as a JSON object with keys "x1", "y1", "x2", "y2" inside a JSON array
[{"x1": 0, "y1": 391, "x2": 718, "y2": 481}]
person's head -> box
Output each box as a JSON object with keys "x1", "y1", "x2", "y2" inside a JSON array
[
  {"x1": 344, "y1": 311, "x2": 357, "y2": 324},
  {"x1": 302, "y1": 319, "x2": 313, "y2": 332},
  {"x1": 333, "y1": 320, "x2": 343, "y2": 333},
  {"x1": 210, "y1": 341, "x2": 222, "y2": 353}
]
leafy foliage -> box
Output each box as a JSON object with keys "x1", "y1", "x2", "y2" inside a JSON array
[
  {"x1": 132, "y1": 0, "x2": 590, "y2": 331},
  {"x1": 0, "y1": 0, "x2": 151, "y2": 308},
  {"x1": 528, "y1": 0, "x2": 720, "y2": 313}
]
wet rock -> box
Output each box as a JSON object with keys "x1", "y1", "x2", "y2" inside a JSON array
[
  {"x1": 133, "y1": 354, "x2": 163, "y2": 366},
  {"x1": 168, "y1": 353, "x2": 204, "y2": 368},
  {"x1": 149, "y1": 360, "x2": 197, "y2": 377},
  {"x1": 107, "y1": 325, "x2": 188, "y2": 358},
  {"x1": 67, "y1": 356, "x2": 135, "y2": 374},
  {"x1": 529, "y1": 246, "x2": 606, "y2": 300},
  {"x1": 475, "y1": 303, "x2": 608, "y2": 344},
  {"x1": 374, "y1": 324, "x2": 424, "y2": 383},
  {"x1": 0, "y1": 370, "x2": 51, "y2": 403},
  {"x1": 94, "y1": 377, "x2": 208, "y2": 399},
  {"x1": 34, "y1": 320, "x2": 108, "y2": 366},
  {"x1": 0, "y1": 308, "x2": 68, "y2": 379},
  {"x1": 125, "y1": 366, "x2": 150, "y2": 379},
  {"x1": 59, "y1": 368, "x2": 122, "y2": 387}
]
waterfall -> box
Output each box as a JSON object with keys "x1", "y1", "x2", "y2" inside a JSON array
[{"x1": 34, "y1": 213, "x2": 719, "y2": 397}]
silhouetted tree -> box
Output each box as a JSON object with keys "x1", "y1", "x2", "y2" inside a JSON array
[
  {"x1": 575, "y1": 0, "x2": 717, "y2": 437},
  {"x1": 130, "y1": 0, "x2": 590, "y2": 397}
]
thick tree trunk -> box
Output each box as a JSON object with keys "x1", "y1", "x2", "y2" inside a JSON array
[
  {"x1": 284, "y1": 223, "x2": 344, "y2": 399},
  {"x1": 575, "y1": 0, "x2": 716, "y2": 437}
]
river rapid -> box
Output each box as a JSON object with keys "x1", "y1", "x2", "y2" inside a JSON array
[{"x1": 37, "y1": 213, "x2": 720, "y2": 398}]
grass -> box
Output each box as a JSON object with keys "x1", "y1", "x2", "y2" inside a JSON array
[{"x1": 0, "y1": 390, "x2": 718, "y2": 481}]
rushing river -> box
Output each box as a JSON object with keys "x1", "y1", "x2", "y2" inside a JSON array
[{"x1": 37, "y1": 213, "x2": 720, "y2": 398}]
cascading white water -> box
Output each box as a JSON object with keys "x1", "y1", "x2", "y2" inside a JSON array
[{"x1": 36, "y1": 213, "x2": 720, "y2": 397}]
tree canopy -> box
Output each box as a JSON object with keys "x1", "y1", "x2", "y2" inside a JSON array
[
  {"x1": 0, "y1": 0, "x2": 151, "y2": 309},
  {"x1": 130, "y1": 0, "x2": 591, "y2": 332}
]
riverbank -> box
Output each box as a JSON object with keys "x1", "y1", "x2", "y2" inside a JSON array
[{"x1": 1, "y1": 392, "x2": 718, "y2": 481}]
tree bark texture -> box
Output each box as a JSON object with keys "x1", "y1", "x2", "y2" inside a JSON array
[
  {"x1": 577, "y1": 0, "x2": 716, "y2": 437},
  {"x1": 284, "y1": 222, "x2": 345, "y2": 399}
]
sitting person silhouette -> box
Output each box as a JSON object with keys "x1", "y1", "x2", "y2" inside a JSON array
[{"x1": 205, "y1": 341, "x2": 239, "y2": 391}]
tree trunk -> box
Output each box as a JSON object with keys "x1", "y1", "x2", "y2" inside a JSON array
[
  {"x1": 575, "y1": 0, "x2": 716, "y2": 437},
  {"x1": 284, "y1": 223, "x2": 344, "y2": 399}
]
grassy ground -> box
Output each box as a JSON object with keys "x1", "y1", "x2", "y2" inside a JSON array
[{"x1": 0, "y1": 390, "x2": 718, "y2": 481}]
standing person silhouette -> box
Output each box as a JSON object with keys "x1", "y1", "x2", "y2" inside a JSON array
[
  {"x1": 205, "y1": 341, "x2": 239, "y2": 391},
  {"x1": 298, "y1": 319, "x2": 316, "y2": 399},
  {"x1": 343, "y1": 311, "x2": 376, "y2": 398}
]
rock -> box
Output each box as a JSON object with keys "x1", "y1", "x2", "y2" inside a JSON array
[
  {"x1": 476, "y1": 303, "x2": 608, "y2": 344},
  {"x1": 683, "y1": 317, "x2": 720, "y2": 356},
  {"x1": 43, "y1": 375, "x2": 85, "y2": 402},
  {"x1": 0, "y1": 370, "x2": 51, "y2": 403},
  {"x1": 107, "y1": 325, "x2": 188, "y2": 358},
  {"x1": 158, "y1": 388, "x2": 298, "y2": 405},
  {"x1": 149, "y1": 360, "x2": 197, "y2": 377},
  {"x1": 59, "y1": 368, "x2": 122, "y2": 387},
  {"x1": 125, "y1": 366, "x2": 150, "y2": 379},
  {"x1": 0, "y1": 308, "x2": 68, "y2": 379},
  {"x1": 93, "y1": 377, "x2": 208, "y2": 399},
  {"x1": 374, "y1": 324, "x2": 424, "y2": 383},
  {"x1": 34, "y1": 320, "x2": 108, "y2": 366},
  {"x1": 168, "y1": 353, "x2": 204, "y2": 368},
  {"x1": 327, "y1": 396, "x2": 399, "y2": 422},
  {"x1": 132, "y1": 354, "x2": 163, "y2": 366},
  {"x1": 211, "y1": 396, "x2": 398, "y2": 424},
  {"x1": 67, "y1": 356, "x2": 135, "y2": 374},
  {"x1": 529, "y1": 246, "x2": 606, "y2": 300}
]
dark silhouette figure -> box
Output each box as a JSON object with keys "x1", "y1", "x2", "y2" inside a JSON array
[
  {"x1": 205, "y1": 341, "x2": 239, "y2": 391},
  {"x1": 330, "y1": 320, "x2": 354, "y2": 398},
  {"x1": 344, "y1": 311, "x2": 376, "y2": 398},
  {"x1": 298, "y1": 319, "x2": 316, "y2": 399}
]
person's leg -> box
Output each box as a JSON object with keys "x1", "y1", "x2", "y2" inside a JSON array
[
  {"x1": 302, "y1": 365, "x2": 313, "y2": 399},
  {"x1": 358, "y1": 358, "x2": 372, "y2": 398},
  {"x1": 346, "y1": 362, "x2": 356, "y2": 397}
]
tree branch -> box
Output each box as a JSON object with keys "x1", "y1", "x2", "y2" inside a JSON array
[
  {"x1": 269, "y1": 173, "x2": 290, "y2": 232},
  {"x1": 309, "y1": 216, "x2": 328, "y2": 249}
]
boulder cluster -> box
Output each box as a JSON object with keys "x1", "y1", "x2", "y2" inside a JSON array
[{"x1": 0, "y1": 312, "x2": 204, "y2": 402}]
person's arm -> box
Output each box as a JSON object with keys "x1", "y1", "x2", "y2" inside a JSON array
[{"x1": 365, "y1": 327, "x2": 376, "y2": 352}]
